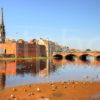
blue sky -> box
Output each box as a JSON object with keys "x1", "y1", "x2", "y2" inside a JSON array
[{"x1": 0, "y1": 0, "x2": 100, "y2": 50}]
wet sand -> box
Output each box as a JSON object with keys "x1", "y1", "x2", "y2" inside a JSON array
[{"x1": 0, "y1": 82, "x2": 100, "y2": 100}]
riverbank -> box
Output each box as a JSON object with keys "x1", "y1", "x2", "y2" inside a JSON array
[
  {"x1": 0, "y1": 57, "x2": 53, "y2": 61},
  {"x1": 0, "y1": 81, "x2": 100, "y2": 100}
]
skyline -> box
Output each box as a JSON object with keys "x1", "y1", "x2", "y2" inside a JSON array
[{"x1": 0, "y1": 0, "x2": 100, "y2": 50}]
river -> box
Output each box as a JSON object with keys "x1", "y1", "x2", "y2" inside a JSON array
[{"x1": 0, "y1": 59, "x2": 100, "y2": 90}]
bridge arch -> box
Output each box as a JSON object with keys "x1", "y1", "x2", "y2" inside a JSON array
[
  {"x1": 65, "y1": 54, "x2": 77, "y2": 61},
  {"x1": 79, "y1": 54, "x2": 93, "y2": 61},
  {"x1": 53, "y1": 54, "x2": 63, "y2": 60},
  {"x1": 96, "y1": 55, "x2": 100, "y2": 61}
]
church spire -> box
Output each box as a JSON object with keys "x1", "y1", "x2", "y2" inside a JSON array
[
  {"x1": 0, "y1": 8, "x2": 4, "y2": 25},
  {"x1": 0, "y1": 8, "x2": 6, "y2": 43},
  {"x1": 1, "y1": 8, "x2": 4, "y2": 25}
]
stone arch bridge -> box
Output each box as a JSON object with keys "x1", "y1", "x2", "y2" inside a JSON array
[{"x1": 53, "y1": 52, "x2": 100, "y2": 61}]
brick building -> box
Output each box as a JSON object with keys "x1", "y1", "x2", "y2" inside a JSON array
[
  {"x1": 0, "y1": 39, "x2": 46, "y2": 57},
  {"x1": 0, "y1": 8, "x2": 46, "y2": 57},
  {"x1": 0, "y1": 8, "x2": 62, "y2": 58}
]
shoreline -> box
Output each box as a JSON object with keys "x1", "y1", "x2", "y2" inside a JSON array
[
  {"x1": 0, "y1": 81, "x2": 100, "y2": 100},
  {"x1": 0, "y1": 57, "x2": 55, "y2": 62}
]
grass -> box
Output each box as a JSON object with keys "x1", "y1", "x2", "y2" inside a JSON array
[{"x1": 0, "y1": 56, "x2": 53, "y2": 61}]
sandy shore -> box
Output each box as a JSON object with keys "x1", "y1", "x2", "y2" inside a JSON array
[{"x1": 0, "y1": 81, "x2": 100, "y2": 100}]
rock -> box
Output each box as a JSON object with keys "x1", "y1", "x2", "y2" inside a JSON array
[
  {"x1": 10, "y1": 94, "x2": 15, "y2": 99},
  {"x1": 51, "y1": 84, "x2": 54, "y2": 87},
  {"x1": 24, "y1": 89, "x2": 27, "y2": 92},
  {"x1": 28, "y1": 92, "x2": 34, "y2": 96},
  {"x1": 28, "y1": 93, "x2": 31, "y2": 96},
  {"x1": 28, "y1": 84, "x2": 32, "y2": 88},
  {"x1": 40, "y1": 97, "x2": 49, "y2": 100},
  {"x1": 30, "y1": 92, "x2": 34, "y2": 95},
  {"x1": 50, "y1": 82, "x2": 54, "y2": 85},
  {"x1": 54, "y1": 86, "x2": 57, "y2": 89},
  {"x1": 83, "y1": 82, "x2": 86, "y2": 85},
  {"x1": 67, "y1": 82, "x2": 70, "y2": 85},
  {"x1": 52, "y1": 88, "x2": 55, "y2": 91},
  {"x1": 61, "y1": 82, "x2": 64, "y2": 85},
  {"x1": 44, "y1": 97, "x2": 50, "y2": 100},
  {"x1": 75, "y1": 81, "x2": 78, "y2": 84},
  {"x1": 37, "y1": 87, "x2": 40, "y2": 92},
  {"x1": 64, "y1": 86, "x2": 67, "y2": 88},
  {"x1": 72, "y1": 85, "x2": 75, "y2": 88},
  {"x1": 63, "y1": 81, "x2": 66, "y2": 84},
  {"x1": 13, "y1": 98, "x2": 17, "y2": 100},
  {"x1": 12, "y1": 88, "x2": 16, "y2": 92},
  {"x1": 40, "y1": 96, "x2": 45, "y2": 99}
]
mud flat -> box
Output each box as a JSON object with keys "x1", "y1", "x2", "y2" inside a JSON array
[{"x1": 0, "y1": 81, "x2": 100, "y2": 100}]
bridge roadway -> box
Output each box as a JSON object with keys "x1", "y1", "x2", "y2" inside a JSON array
[{"x1": 52, "y1": 51, "x2": 100, "y2": 61}]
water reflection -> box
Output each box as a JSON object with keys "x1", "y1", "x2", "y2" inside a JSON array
[
  {"x1": 0, "y1": 59, "x2": 58, "y2": 90},
  {"x1": 0, "y1": 73, "x2": 5, "y2": 90},
  {"x1": 0, "y1": 59, "x2": 100, "y2": 90},
  {"x1": 53, "y1": 59, "x2": 100, "y2": 66}
]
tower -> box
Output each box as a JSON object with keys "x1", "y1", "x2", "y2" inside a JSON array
[{"x1": 0, "y1": 8, "x2": 6, "y2": 43}]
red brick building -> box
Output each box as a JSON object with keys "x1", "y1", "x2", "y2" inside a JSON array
[
  {"x1": 0, "y1": 39, "x2": 46, "y2": 57},
  {"x1": 0, "y1": 8, "x2": 46, "y2": 57}
]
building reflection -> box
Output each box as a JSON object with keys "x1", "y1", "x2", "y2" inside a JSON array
[
  {"x1": 0, "y1": 58, "x2": 99, "y2": 90},
  {"x1": 0, "y1": 73, "x2": 5, "y2": 90},
  {"x1": 0, "y1": 59, "x2": 59, "y2": 90}
]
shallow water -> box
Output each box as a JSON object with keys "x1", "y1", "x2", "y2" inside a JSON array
[{"x1": 0, "y1": 59, "x2": 100, "y2": 90}]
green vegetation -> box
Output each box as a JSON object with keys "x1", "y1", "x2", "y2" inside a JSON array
[{"x1": 0, "y1": 56, "x2": 53, "y2": 61}]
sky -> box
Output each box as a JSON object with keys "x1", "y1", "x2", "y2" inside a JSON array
[{"x1": 0, "y1": 0, "x2": 100, "y2": 50}]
